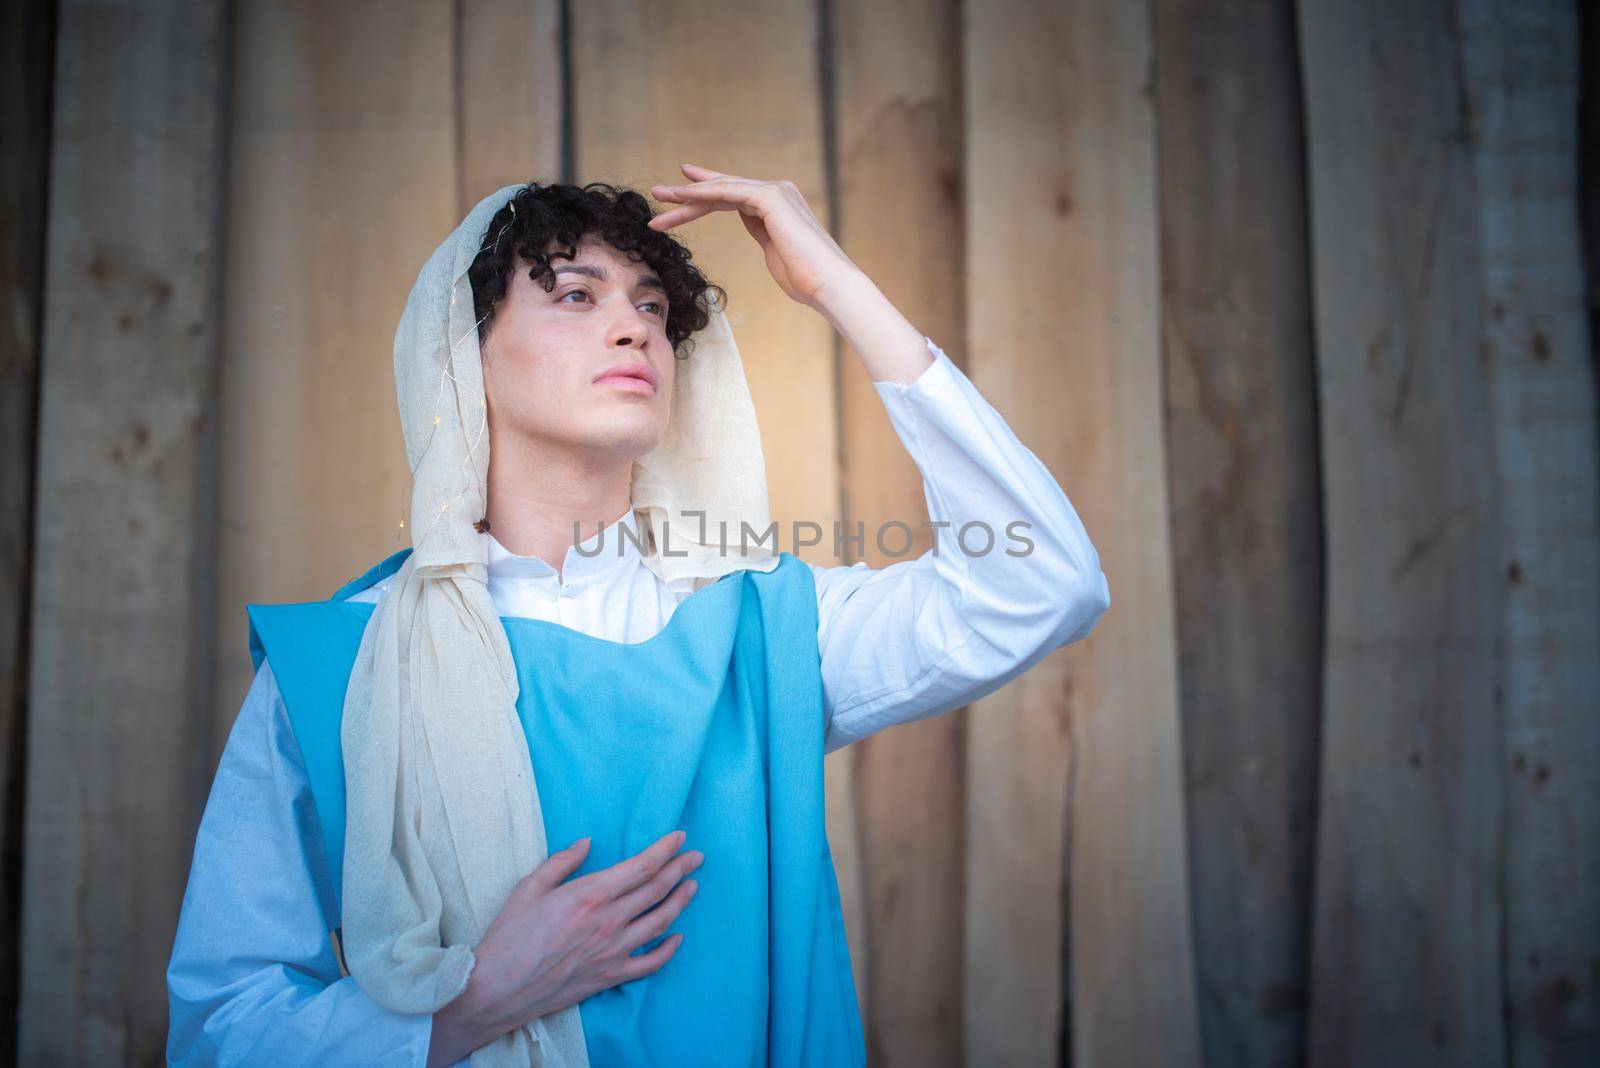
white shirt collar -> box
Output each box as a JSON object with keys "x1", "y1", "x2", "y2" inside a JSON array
[{"x1": 484, "y1": 504, "x2": 643, "y2": 586}]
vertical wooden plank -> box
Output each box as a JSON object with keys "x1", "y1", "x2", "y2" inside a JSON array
[
  {"x1": 831, "y1": 0, "x2": 967, "y2": 1063},
  {"x1": 457, "y1": 0, "x2": 564, "y2": 212},
  {"x1": 963, "y1": 0, "x2": 1201, "y2": 1064},
  {"x1": 568, "y1": 0, "x2": 863, "y2": 1010},
  {"x1": 18, "y1": 0, "x2": 228, "y2": 1061},
  {"x1": 1151, "y1": 2, "x2": 1323, "y2": 1065},
  {"x1": 0, "y1": 0, "x2": 56, "y2": 1058},
  {"x1": 1585, "y1": 1, "x2": 1600, "y2": 355},
  {"x1": 212, "y1": 1, "x2": 462, "y2": 760},
  {"x1": 1457, "y1": 0, "x2": 1600, "y2": 1060},
  {"x1": 1296, "y1": 1, "x2": 1506, "y2": 1063}
]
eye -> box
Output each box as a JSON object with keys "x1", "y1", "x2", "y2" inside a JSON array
[
  {"x1": 558, "y1": 288, "x2": 591, "y2": 305},
  {"x1": 641, "y1": 300, "x2": 667, "y2": 317}
]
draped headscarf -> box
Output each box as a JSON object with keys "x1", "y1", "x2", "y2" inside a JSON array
[{"x1": 338, "y1": 182, "x2": 780, "y2": 1066}]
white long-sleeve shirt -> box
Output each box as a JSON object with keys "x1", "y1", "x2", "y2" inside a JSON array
[{"x1": 165, "y1": 336, "x2": 1110, "y2": 1066}]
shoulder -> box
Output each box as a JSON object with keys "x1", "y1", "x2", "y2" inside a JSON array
[
  {"x1": 805, "y1": 557, "x2": 880, "y2": 606},
  {"x1": 331, "y1": 546, "x2": 411, "y2": 605},
  {"x1": 343, "y1": 574, "x2": 394, "y2": 606},
  {"x1": 802, "y1": 557, "x2": 879, "y2": 637}
]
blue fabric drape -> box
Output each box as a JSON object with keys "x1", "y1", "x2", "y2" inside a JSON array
[{"x1": 246, "y1": 549, "x2": 865, "y2": 1067}]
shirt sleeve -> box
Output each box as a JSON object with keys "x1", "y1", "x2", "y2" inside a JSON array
[
  {"x1": 165, "y1": 657, "x2": 445, "y2": 1067},
  {"x1": 809, "y1": 336, "x2": 1112, "y2": 754}
]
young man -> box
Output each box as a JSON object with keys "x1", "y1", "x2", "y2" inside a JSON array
[{"x1": 166, "y1": 169, "x2": 1110, "y2": 1067}]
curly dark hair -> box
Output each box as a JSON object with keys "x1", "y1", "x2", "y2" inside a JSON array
[{"x1": 467, "y1": 180, "x2": 727, "y2": 359}]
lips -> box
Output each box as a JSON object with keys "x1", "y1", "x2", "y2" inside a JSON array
[{"x1": 594, "y1": 360, "x2": 658, "y2": 394}]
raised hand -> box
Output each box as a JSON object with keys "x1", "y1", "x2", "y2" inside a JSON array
[{"x1": 648, "y1": 163, "x2": 863, "y2": 310}]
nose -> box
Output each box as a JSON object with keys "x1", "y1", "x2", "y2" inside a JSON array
[{"x1": 608, "y1": 304, "x2": 655, "y2": 350}]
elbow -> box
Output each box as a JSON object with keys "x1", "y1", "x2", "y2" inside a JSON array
[
  {"x1": 1050, "y1": 568, "x2": 1110, "y2": 647},
  {"x1": 1026, "y1": 524, "x2": 1110, "y2": 649},
  {"x1": 969, "y1": 560, "x2": 1109, "y2": 663},
  {"x1": 954, "y1": 530, "x2": 1110, "y2": 662}
]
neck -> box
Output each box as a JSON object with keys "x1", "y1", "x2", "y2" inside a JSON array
[{"x1": 485, "y1": 430, "x2": 634, "y2": 580}]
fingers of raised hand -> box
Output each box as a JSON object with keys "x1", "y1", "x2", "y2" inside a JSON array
[
  {"x1": 648, "y1": 170, "x2": 804, "y2": 234},
  {"x1": 650, "y1": 176, "x2": 786, "y2": 209},
  {"x1": 648, "y1": 202, "x2": 718, "y2": 231},
  {"x1": 675, "y1": 161, "x2": 796, "y2": 198},
  {"x1": 679, "y1": 162, "x2": 731, "y2": 180}
]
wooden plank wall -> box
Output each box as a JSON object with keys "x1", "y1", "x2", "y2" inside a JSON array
[
  {"x1": 7, "y1": 0, "x2": 1598, "y2": 1063},
  {"x1": 831, "y1": 1, "x2": 967, "y2": 1063},
  {"x1": 1152, "y1": 3, "x2": 1323, "y2": 1066},
  {"x1": 18, "y1": 0, "x2": 230, "y2": 1062},
  {"x1": 210, "y1": 0, "x2": 473, "y2": 757},
  {"x1": 0, "y1": 2, "x2": 56, "y2": 1064},
  {"x1": 1301, "y1": 0, "x2": 1510, "y2": 1055},
  {"x1": 1457, "y1": 0, "x2": 1600, "y2": 1059},
  {"x1": 457, "y1": 0, "x2": 564, "y2": 217},
  {"x1": 964, "y1": 1, "x2": 1201, "y2": 1064}
]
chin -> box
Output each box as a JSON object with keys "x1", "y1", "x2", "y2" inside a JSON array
[{"x1": 577, "y1": 414, "x2": 666, "y2": 457}]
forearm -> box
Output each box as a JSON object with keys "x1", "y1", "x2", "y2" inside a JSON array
[{"x1": 810, "y1": 268, "x2": 935, "y2": 386}]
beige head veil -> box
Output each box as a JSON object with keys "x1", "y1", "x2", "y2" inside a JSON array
[{"x1": 339, "y1": 182, "x2": 779, "y2": 1066}]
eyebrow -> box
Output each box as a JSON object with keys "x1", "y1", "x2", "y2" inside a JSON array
[{"x1": 553, "y1": 263, "x2": 666, "y2": 295}]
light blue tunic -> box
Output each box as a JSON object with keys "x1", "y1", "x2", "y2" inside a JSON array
[{"x1": 245, "y1": 547, "x2": 866, "y2": 1067}]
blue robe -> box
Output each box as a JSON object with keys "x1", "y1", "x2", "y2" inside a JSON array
[{"x1": 245, "y1": 547, "x2": 866, "y2": 1067}]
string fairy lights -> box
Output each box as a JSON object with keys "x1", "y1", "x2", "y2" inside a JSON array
[
  {"x1": 390, "y1": 273, "x2": 494, "y2": 554},
  {"x1": 391, "y1": 197, "x2": 523, "y2": 554}
]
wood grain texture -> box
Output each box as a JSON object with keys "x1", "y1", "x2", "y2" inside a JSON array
[
  {"x1": 963, "y1": 0, "x2": 1201, "y2": 1063},
  {"x1": 1297, "y1": 0, "x2": 1506, "y2": 1062},
  {"x1": 1151, "y1": 2, "x2": 1323, "y2": 1065},
  {"x1": 18, "y1": 0, "x2": 228, "y2": 1061},
  {"x1": 0, "y1": 0, "x2": 54, "y2": 1061},
  {"x1": 1458, "y1": 0, "x2": 1600, "y2": 1060},
  {"x1": 211, "y1": 0, "x2": 469, "y2": 762},
  {"x1": 831, "y1": 0, "x2": 967, "y2": 1063},
  {"x1": 457, "y1": 0, "x2": 564, "y2": 211},
  {"x1": 567, "y1": 0, "x2": 866, "y2": 1009}
]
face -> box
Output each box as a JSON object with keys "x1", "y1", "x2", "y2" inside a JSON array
[{"x1": 480, "y1": 234, "x2": 675, "y2": 465}]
